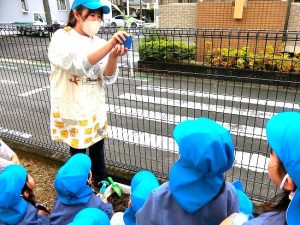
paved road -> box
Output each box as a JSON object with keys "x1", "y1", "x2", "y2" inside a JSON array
[{"x1": 1, "y1": 35, "x2": 300, "y2": 200}]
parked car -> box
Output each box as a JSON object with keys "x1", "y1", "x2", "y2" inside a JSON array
[
  {"x1": 106, "y1": 15, "x2": 144, "y2": 28},
  {"x1": 15, "y1": 12, "x2": 64, "y2": 37}
]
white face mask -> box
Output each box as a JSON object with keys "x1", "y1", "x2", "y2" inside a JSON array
[
  {"x1": 82, "y1": 20, "x2": 102, "y2": 37},
  {"x1": 279, "y1": 173, "x2": 289, "y2": 190}
]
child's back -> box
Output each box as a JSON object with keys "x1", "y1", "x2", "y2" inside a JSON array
[
  {"x1": 136, "y1": 118, "x2": 239, "y2": 225},
  {"x1": 50, "y1": 154, "x2": 113, "y2": 225},
  {"x1": 0, "y1": 165, "x2": 49, "y2": 225},
  {"x1": 137, "y1": 181, "x2": 237, "y2": 225}
]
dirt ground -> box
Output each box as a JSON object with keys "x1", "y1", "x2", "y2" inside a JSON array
[
  {"x1": 17, "y1": 151, "x2": 62, "y2": 210},
  {"x1": 16, "y1": 150, "x2": 130, "y2": 212}
]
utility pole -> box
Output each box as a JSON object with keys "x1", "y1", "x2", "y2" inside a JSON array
[
  {"x1": 42, "y1": 0, "x2": 52, "y2": 25},
  {"x1": 127, "y1": 0, "x2": 130, "y2": 16},
  {"x1": 140, "y1": 0, "x2": 142, "y2": 20}
]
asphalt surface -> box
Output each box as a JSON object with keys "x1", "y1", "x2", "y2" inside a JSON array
[{"x1": 1, "y1": 34, "x2": 300, "y2": 201}]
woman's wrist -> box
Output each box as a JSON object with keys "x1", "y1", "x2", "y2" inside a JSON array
[{"x1": 108, "y1": 38, "x2": 117, "y2": 48}]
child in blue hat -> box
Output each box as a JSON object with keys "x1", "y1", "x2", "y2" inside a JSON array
[
  {"x1": 48, "y1": 0, "x2": 130, "y2": 188},
  {"x1": 0, "y1": 164, "x2": 49, "y2": 225},
  {"x1": 110, "y1": 171, "x2": 159, "y2": 225},
  {"x1": 221, "y1": 111, "x2": 300, "y2": 225},
  {"x1": 68, "y1": 208, "x2": 110, "y2": 225},
  {"x1": 49, "y1": 154, "x2": 113, "y2": 225},
  {"x1": 136, "y1": 118, "x2": 239, "y2": 225},
  {"x1": 110, "y1": 170, "x2": 159, "y2": 225}
]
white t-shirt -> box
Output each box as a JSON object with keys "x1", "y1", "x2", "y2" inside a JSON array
[
  {"x1": 48, "y1": 28, "x2": 118, "y2": 149},
  {"x1": 0, "y1": 139, "x2": 15, "y2": 171}
]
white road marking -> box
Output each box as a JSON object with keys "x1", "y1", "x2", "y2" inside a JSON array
[
  {"x1": 0, "y1": 123, "x2": 268, "y2": 173},
  {"x1": 108, "y1": 104, "x2": 266, "y2": 139},
  {"x1": 0, "y1": 79, "x2": 18, "y2": 84},
  {"x1": 108, "y1": 125, "x2": 268, "y2": 173},
  {"x1": 37, "y1": 70, "x2": 51, "y2": 74},
  {"x1": 18, "y1": 85, "x2": 50, "y2": 97},
  {"x1": 0, "y1": 127, "x2": 32, "y2": 139},
  {"x1": 138, "y1": 85, "x2": 300, "y2": 109},
  {"x1": 118, "y1": 93, "x2": 274, "y2": 119},
  {"x1": 0, "y1": 65, "x2": 18, "y2": 70}
]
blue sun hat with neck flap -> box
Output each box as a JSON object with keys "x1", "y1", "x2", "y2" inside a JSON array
[
  {"x1": 169, "y1": 117, "x2": 234, "y2": 213},
  {"x1": 123, "y1": 171, "x2": 159, "y2": 225},
  {"x1": 54, "y1": 153, "x2": 93, "y2": 205},
  {"x1": 68, "y1": 208, "x2": 110, "y2": 225},
  {"x1": 71, "y1": 0, "x2": 110, "y2": 14},
  {"x1": 266, "y1": 111, "x2": 300, "y2": 225},
  {"x1": 0, "y1": 165, "x2": 29, "y2": 225}
]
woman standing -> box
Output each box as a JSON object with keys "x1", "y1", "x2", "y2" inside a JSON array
[{"x1": 48, "y1": 0, "x2": 128, "y2": 187}]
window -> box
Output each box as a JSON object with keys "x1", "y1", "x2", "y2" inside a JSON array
[
  {"x1": 57, "y1": 0, "x2": 67, "y2": 10},
  {"x1": 34, "y1": 13, "x2": 43, "y2": 22},
  {"x1": 21, "y1": 0, "x2": 28, "y2": 11}
]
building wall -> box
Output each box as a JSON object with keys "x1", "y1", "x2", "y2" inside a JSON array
[
  {"x1": 0, "y1": 0, "x2": 70, "y2": 24},
  {"x1": 158, "y1": 3, "x2": 197, "y2": 28},
  {"x1": 48, "y1": 0, "x2": 71, "y2": 24},
  {"x1": 286, "y1": 3, "x2": 300, "y2": 52},
  {"x1": 196, "y1": 1, "x2": 287, "y2": 30},
  {"x1": 288, "y1": 3, "x2": 300, "y2": 30},
  {"x1": 0, "y1": 0, "x2": 44, "y2": 23},
  {"x1": 196, "y1": 0, "x2": 289, "y2": 60}
]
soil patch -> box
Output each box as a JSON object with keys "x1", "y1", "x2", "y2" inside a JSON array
[
  {"x1": 17, "y1": 150, "x2": 62, "y2": 210},
  {"x1": 108, "y1": 193, "x2": 130, "y2": 212},
  {"x1": 15, "y1": 149, "x2": 131, "y2": 213}
]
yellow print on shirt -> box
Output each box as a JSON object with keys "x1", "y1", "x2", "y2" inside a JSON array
[
  {"x1": 84, "y1": 137, "x2": 92, "y2": 144},
  {"x1": 55, "y1": 121, "x2": 64, "y2": 128},
  {"x1": 94, "y1": 123, "x2": 100, "y2": 132},
  {"x1": 79, "y1": 120, "x2": 88, "y2": 126},
  {"x1": 52, "y1": 129, "x2": 57, "y2": 135},
  {"x1": 71, "y1": 139, "x2": 79, "y2": 148},
  {"x1": 60, "y1": 130, "x2": 69, "y2": 139},
  {"x1": 52, "y1": 112, "x2": 60, "y2": 118},
  {"x1": 93, "y1": 115, "x2": 97, "y2": 123},
  {"x1": 70, "y1": 128, "x2": 79, "y2": 137},
  {"x1": 85, "y1": 128, "x2": 92, "y2": 135}
]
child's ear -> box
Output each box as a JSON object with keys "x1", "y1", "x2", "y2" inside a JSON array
[
  {"x1": 284, "y1": 177, "x2": 295, "y2": 192},
  {"x1": 22, "y1": 191, "x2": 29, "y2": 198}
]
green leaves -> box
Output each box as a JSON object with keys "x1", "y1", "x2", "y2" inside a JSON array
[{"x1": 138, "y1": 36, "x2": 196, "y2": 62}]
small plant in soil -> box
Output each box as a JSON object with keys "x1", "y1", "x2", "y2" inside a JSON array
[{"x1": 107, "y1": 193, "x2": 130, "y2": 212}]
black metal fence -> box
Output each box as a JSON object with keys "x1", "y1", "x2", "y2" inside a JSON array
[{"x1": 1, "y1": 25, "x2": 300, "y2": 202}]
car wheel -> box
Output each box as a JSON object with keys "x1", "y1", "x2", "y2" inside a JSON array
[
  {"x1": 111, "y1": 22, "x2": 117, "y2": 28},
  {"x1": 131, "y1": 22, "x2": 137, "y2": 28}
]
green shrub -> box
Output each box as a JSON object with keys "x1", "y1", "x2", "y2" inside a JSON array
[
  {"x1": 138, "y1": 37, "x2": 195, "y2": 62},
  {"x1": 205, "y1": 41, "x2": 300, "y2": 73}
]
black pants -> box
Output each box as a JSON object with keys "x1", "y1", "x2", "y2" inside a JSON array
[{"x1": 70, "y1": 139, "x2": 106, "y2": 186}]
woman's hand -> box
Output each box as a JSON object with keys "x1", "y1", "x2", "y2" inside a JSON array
[
  {"x1": 109, "y1": 31, "x2": 130, "y2": 46},
  {"x1": 110, "y1": 44, "x2": 128, "y2": 58}
]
